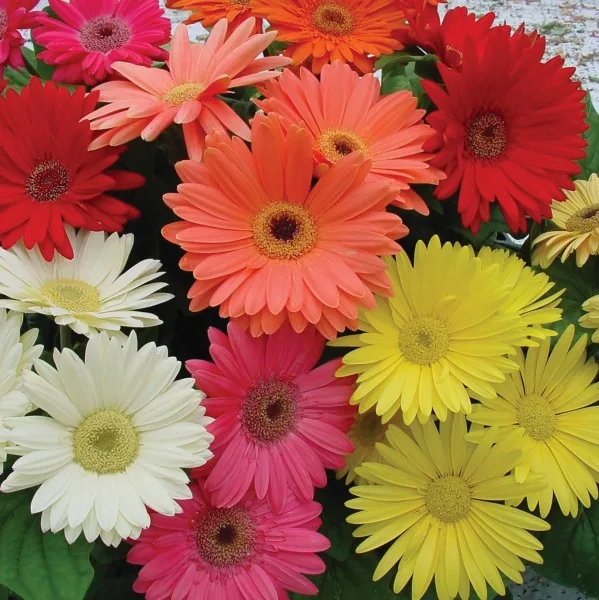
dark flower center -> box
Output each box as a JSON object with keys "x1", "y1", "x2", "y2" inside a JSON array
[
  {"x1": 313, "y1": 3, "x2": 354, "y2": 36},
  {"x1": 466, "y1": 112, "x2": 508, "y2": 160},
  {"x1": 80, "y1": 16, "x2": 131, "y2": 53},
  {"x1": 270, "y1": 215, "x2": 298, "y2": 241},
  {"x1": 25, "y1": 159, "x2": 71, "y2": 203},
  {"x1": 565, "y1": 204, "x2": 599, "y2": 233}
]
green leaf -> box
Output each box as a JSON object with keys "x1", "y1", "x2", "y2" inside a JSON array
[
  {"x1": 0, "y1": 489, "x2": 94, "y2": 600},
  {"x1": 376, "y1": 51, "x2": 438, "y2": 70},
  {"x1": 2, "y1": 66, "x2": 31, "y2": 91},
  {"x1": 381, "y1": 62, "x2": 427, "y2": 108},
  {"x1": 0, "y1": 586, "x2": 8, "y2": 600},
  {"x1": 580, "y1": 93, "x2": 599, "y2": 179}
]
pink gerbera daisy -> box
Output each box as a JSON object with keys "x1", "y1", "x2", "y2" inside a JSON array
[
  {"x1": 129, "y1": 481, "x2": 330, "y2": 600},
  {"x1": 85, "y1": 20, "x2": 290, "y2": 160},
  {"x1": 186, "y1": 322, "x2": 356, "y2": 513},
  {"x1": 33, "y1": 0, "x2": 170, "y2": 86},
  {"x1": 0, "y1": 0, "x2": 42, "y2": 72}
]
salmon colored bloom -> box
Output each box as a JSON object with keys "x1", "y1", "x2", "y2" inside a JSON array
[
  {"x1": 251, "y1": 0, "x2": 404, "y2": 74},
  {"x1": 258, "y1": 61, "x2": 444, "y2": 214},
  {"x1": 166, "y1": 0, "x2": 261, "y2": 34},
  {"x1": 162, "y1": 114, "x2": 408, "y2": 339},
  {"x1": 0, "y1": 0, "x2": 42, "y2": 72},
  {"x1": 85, "y1": 20, "x2": 290, "y2": 161}
]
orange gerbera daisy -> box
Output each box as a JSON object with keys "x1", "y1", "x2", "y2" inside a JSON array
[
  {"x1": 162, "y1": 114, "x2": 408, "y2": 339},
  {"x1": 257, "y1": 61, "x2": 444, "y2": 214},
  {"x1": 250, "y1": 0, "x2": 404, "y2": 73},
  {"x1": 85, "y1": 19, "x2": 289, "y2": 160},
  {"x1": 166, "y1": 0, "x2": 261, "y2": 34}
]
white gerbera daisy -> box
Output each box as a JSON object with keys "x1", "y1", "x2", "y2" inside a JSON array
[
  {"x1": 0, "y1": 226, "x2": 173, "y2": 339},
  {"x1": 0, "y1": 309, "x2": 43, "y2": 471},
  {"x1": 1, "y1": 332, "x2": 214, "y2": 547}
]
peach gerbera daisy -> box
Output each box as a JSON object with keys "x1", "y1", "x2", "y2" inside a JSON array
[
  {"x1": 85, "y1": 19, "x2": 290, "y2": 160},
  {"x1": 162, "y1": 114, "x2": 408, "y2": 339},
  {"x1": 258, "y1": 61, "x2": 444, "y2": 214},
  {"x1": 251, "y1": 0, "x2": 404, "y2": 73},
  {"x1": 166, "y1": 0, "x2": 261, "y2": 34}
]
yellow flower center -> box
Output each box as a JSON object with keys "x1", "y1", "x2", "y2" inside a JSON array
[
  {"x1": 398, "y1": 317, "x2": 450, "y2": 365},
  {"x1": 466, "y1": 112, "x2": 508, "y2": 160},
  {"x1": 355, "y1": 411, "x2": 386, "y2": 444},
  {"x1": 565, "y1": 204, "x2": 599, "y2": 233},
  {"x1": 317, "y1": 128, "x2": 368, "y2": 163},
  {"x1": 252, "y1": 202, "x2": 317, "y2": 260},
  {"x1": 162, "y1": 83, "x2": 206, "y2": 105},
  {"x1": 73, "y1": 410, "x2": 139, "y2": 474},
  {"x1": 425, "y1": 476, "x2": 471, "y2": 523},
  {"x1": 312, "y1": 3, "x2": 354, "y2": 36},
  {"x1": 518, "y1": 394, "x2": 556, "y2": 442},
  {"x1": 40, "y1": 279, "x2": 102, "y2": 313}
]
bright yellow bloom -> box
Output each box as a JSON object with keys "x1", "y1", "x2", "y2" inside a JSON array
[
  {"x1": 332, "y1": 237, "x2": 562, "y2": 425},
  {"x1": 532, "y1": 174, "x2": 599, "y2": 268},
  {"x1": 347, "y1": 414, "x2": 549, "y2": 600},
  {"x1": 580, "y1": 294, "x2": 599, "y2": 342},
  {"x1": 468, "y1": 325, "x2": 599, "y2": 517}
]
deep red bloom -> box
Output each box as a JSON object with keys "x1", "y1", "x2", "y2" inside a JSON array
[
  {"x1": 0, "y1": 78, "x2": 143, "y2": 261},
  {"x1": 0, "y1": 79, "x2": 6, "y2": 93},
  {"x1": 422, "y1": 27, "x2": 588, "y2": 233},
  {"x1": 0, "y1": 0, "x2": 43, "y2": 71}
]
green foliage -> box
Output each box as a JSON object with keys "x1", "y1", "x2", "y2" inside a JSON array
[
  {"x1": 2, "y1": 65, "x2": 31, "y2": 91},
  {"x1": 579, "y1": 93, "x2": 599, "y2": 179}
]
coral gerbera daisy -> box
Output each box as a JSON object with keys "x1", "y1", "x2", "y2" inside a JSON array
[
  {"x1": 86, "y1": 20, "x2": 290, "y2": 161},
  {"x1": 129, "y1": 480, "x2": 330, "y2": 599},
  {"x1": 468, "y1": 325, "x2": 599, "y2": 518},
  {"x1": 347, "y1": 414, "x2": 549, "y2": 600},
  {"x1": 423, "y1": 26, "x2": 588, "y2": 233},
  {"x1": 166, "y1": 0, "x2": 260, "y2": 34},
  {"x1": 257, "y1": 61, "x2": 445, "y2": 214},
  {"x1": 33, "y1": 0, "x2": 170, "y2": 86},
  {"x1": 331, "y1": 236, "x2": 562, "y2": 425},
  {"x1": 162, "y1": 114, "x2": 407, "y2": 339},
  {"x1": 251, "y1": 0, "x2": 404, "y2": 74},
  {"x1": 187, "y1": 322, "x2": 356, "y2": 512},
  {"x1": 0, "y1": 0, "x2": 42, "y2": 71},
  {"x1": 0, "y1": 78, "x2": 143, "y2": 261},
  {"x1": 1, "y1": 332, "x2": 214, "y2": 546},
  {"x1": 0, "y1": 227, "x2": 173, "y2": 339},
  {"x1": 532, "y1": 174, "x2": 599, "y2": 268}
]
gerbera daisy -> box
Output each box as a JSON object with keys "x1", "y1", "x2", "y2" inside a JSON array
[
  {"x1": 532, "y1": 174, "x2": 599, "y2": 268},
  {"x1": 33, "y1": 0, "x2": 170, "y2": 86},
  {"x1": 0, "y1": 309, "x2": 43, "y2": 472},
  {"x1": 257, "y1": 61, "x2": 445, "y2": 214},
  {"x1": 251, "y1": 0, "x2": 404, "y2": 74},
  {"x1": 0, "y1": 0, "x2": 42, "y2": 71},
  {"x1": 331, "y1": 236, "x2": 562, "y2": 425},
  {"x1": 347, "y1": 414, "x2": 549, "y2": 600},
  {"x1": 0, "y1": 79, "x2": 143, "y2": 261},
  {"x1": 186, "y1": 322, "x2": 355, "y2": 512},
  {"x1": 580, "y1": 293, "x2": 599, "y2": 342},
  {"x1": 85, "y1": 20, "x2": 290, "y2": 161},
  {"x1": 162, "y1": 114, "x2": 407, "y2": 339},
  {"x1": 0, "y1": 227, "x2": 173, "y2": 339},
  {"x1": 422, "y1": 26, "x2": 588, "y2": 233},
  {"x1": 1, "y1": 332, "x2": 214, "y2": 546},
  {"x1": 129, "y1": 480, "x2": 329, "y2": 599},
  {"x1": 468, "y1": 325, "x2": 599, "y2": 518},
  {"x1": 166, "y1": 0, "x2": 261, "y2": 34}
]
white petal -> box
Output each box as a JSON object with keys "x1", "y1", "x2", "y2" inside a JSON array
[{"x1": 67, "y1": 472, "x2": 99, "y2": 528}]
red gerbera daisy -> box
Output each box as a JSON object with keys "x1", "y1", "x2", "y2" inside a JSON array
[
  {"x1": 187, "y1": 322, "x2": 356, "y2": 513},
  {"x1": 0, "y1": 78, "x2": 143, "y2": 261},
  {"x1": 422, "y1": 27, "x2": 588, "y2": 233},
  {"x1": 0, "y1": 79, "x2": 6, "y2": 93},
  {"x1": 0, "y1": 0, "x2": 42, "y2": 72}
]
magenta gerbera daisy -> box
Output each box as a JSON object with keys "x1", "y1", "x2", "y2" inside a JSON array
[
  {"x1": 0, "y1": 0, "x2": 42, "y2": 72},
  {"x1": 129, "y1": 481, "x2": 330, "y2": 599},
  {"x1": 33, "y1": 0, "x2": 170, "y2": 85},
  {"x1": 186, "y1": 322, "x2": 356, "y2": 513}
]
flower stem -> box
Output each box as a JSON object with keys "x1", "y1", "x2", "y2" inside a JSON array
[{"x1": 59, "y1": 326, "x2": 72, "y2": 350}]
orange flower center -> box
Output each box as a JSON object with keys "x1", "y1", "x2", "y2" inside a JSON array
[
  {"x1": 80, "y1": 16, "x2": 131, "y2": 53},
  {"x1": 565, "y1": 204, "x2": 599, "y2": 233},
  {"x1": 466, "y1": 112, "x2": 508, "y2": 160},
  {"x1": 312, "y1": 3, "x2": 354, "y2": 36},
  {"x1": 252, "y1": 202, "x2": 317, "y2": 260},
  {"x1": 229, "y1": 0, "x2": 250, "y2": 5},
  {"x1": 317, "y1": 128, "x2": 368, "y2": 163},
  {"x1": 25, "y1": 159, "x2": 71, "y2": 203},
  {"x1": 162, "y1": 83, "x2": 206, "y2": 105}
]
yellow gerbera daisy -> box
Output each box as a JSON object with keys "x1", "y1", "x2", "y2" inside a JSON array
[
  {"x1": 532, "y1": 174, "x2": 599, "y2": 268},
  {"x1": 346, "y1": 414, "x2": 549, "y2": 600},
  {"x1": 468, "y1": 325, "x2": 599, "y2": 517},
  {"x1": 579, "y1": 294, "x2": 599, "y2": 342},
  {"x1": 331, "y1": 236, "x2": 562, "y2": 425}
]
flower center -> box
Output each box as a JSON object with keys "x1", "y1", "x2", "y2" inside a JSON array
[
  {"x1": 195, "y1": 507, "x2": 256, "y2": 567},
  {"x1": 517, "y1": 394, "x2": 556, "y2": 442},
  {"x1": 73, "y1": 410, "x2": 139, "y2": 474},
  {"x1": 466, "y1": 112, "x2": 508, "y2": 160},
  {"x1": 229, "y1": 0, "x2": 250, "y2": 5},
  {"x1": 398, "y1": 317, "x2": 450, "y2": 365},
  {"x1": 252, "y1": 202, "x2": 317, "y2": 261},
  {"x1": 79, "y1": 16, "x2": 131, "y2": 53},
  {"x1": 565, "y1": 204, "x2": 599, "y2": 233},
  {"x1": 445, "y1": 44, "x2": 463, "y2": 67},
  {"x1": 312, "y1": 3, "x2": 354, "y2": 36},
  {"x1": 317, "y1": 129, "x2": 368, "y2": 163},
  {"x1": 25, "y1": 159, "x2": 71, "y2": 203},
  {"x1": 162, "y1": 83, "x2": 206, "y2": 105},
  {"x1": 40, "y1": 279, "x2": 102, "y2": 313},
  {"x1": 0, "y1": 10, "x2": 7, "y2": 40},
  {"x1": 241, "y1": 378, "x2": 298, "y2": 443},
  {"x1": 425, "y1": 476, "x2": 471, "y2": 523},
  {"x1": 355, "y1": 411, "x2": 386, "y2": 444}
]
